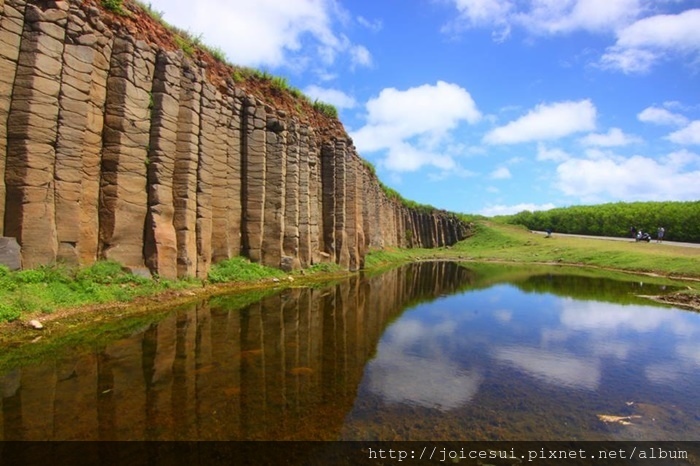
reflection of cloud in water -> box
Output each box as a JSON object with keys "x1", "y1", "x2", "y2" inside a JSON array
[
  {"x1": 646, "y1": 342, "x2": 700, "y2": 386},
  {"x1": 677, "y1": 342, "x2": 700, "y2": 366},
  {"x1": 495, "y1": 347, "x2": 600, "y2": 391},
  {"x1": 592, "y1": 340, "x2": 631, "y2": 360},
  {"x1": 559, "y1": 300, "x2": 691, "y2": 334},
  {"x1": 367, "y1": 351, "x2": 482, "y2": 411},
  {"x1": 645, "y1": 363, "x2": 682, "y2": 385},
  {"x1": 365, "y1": 318, "x2": 481, "y2": 411},
  {"x1": 494, "y1": 309, "x2": 512, "y2": 323}
]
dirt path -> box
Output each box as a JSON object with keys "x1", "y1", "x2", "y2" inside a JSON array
[{"x1": 533, "y1": 231, "x2": 700, "y2": 248}]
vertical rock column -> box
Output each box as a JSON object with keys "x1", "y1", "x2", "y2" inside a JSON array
[
  {"x1": 172, "y1": 64, "x2": 201, "y2": 278},
  {"x1": 361, "y1": 168, "x2": 379, "y2": 249},
  {"x1": 320, "y1": 141, "x2": 335, "y2": 261},
  {"x1": 79, "y1": 7, "x2": 112, "y2": 265},
  {"x1": 0, "y1": 0, "x2": 26, "y2": 237},
  {"x1": 5, "y1": 1, "x2": 67, "y2": 268},
  {"x1": 333, "y1": 139, "x2": 349, "y2": 268},
  {"x1": 297, "y1": 125, "x2": 311, "y2": 268},
  {"x1": 282, "y1": 120, "x2": 300, "y2": 271},
  {"x1": 308, "y1": 135, "x2": 320, "y2": 264},
  {"x1": 261, "y1": 111, "x2": 286, "y2": 269},
  {"x1": 210, "y1": 91, "x2": 232, "y2": 264},
  {"x1": 195, "y1": 82, "x2": 218, "y2": 278},
  {"x1": 241, "y1": 99, "x2": 266, "y2": 263},
  {"x1": 98, "y1": 36, "x2": 155, "y2": 274},
  {"x1": 144, "y1": 50, "x2": 181, "y2": 279},
  {"x1": 224, "y1": 91, "x2": 242, "y2": 257},
  {"x1": 53, "y1": 4, "x2": 96, "y2": 264},
  {"x1": 345, "y1": 153, "x2": 360, "y2": 271}
]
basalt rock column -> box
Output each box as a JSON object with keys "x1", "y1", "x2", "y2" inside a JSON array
[
  {"x1": 282, "y1": 120, "x2": 300, "y2": 271},
  {"x1": 4, "y1": 1, "x2": 67, "y2": 268},
  {"x1": 308, "y1": 135, "x2": 321, "y2": 264},
  {"x1": 0, "y1": 0, "x2": 26, "y2": 237},
  {"x1": 98, "y1": 35, "x2": 155, "y2": 274},
  {"x1": 210, "y1": 91, "x2": 234, "y2": 264},
  {"x1": 224, "y1": 92, "x2": 243, "y2": 258},
  {"x1": 345, "y1": 153, "x2": 361, "y2": 271},
  {"x1": 261, "y1": 111, "x2": 286, "y2": 269},
  {"x1": 53, "y1": 4, "x2": 96, "y2": 264},
  {"x1": 320, "y1": 141, "x2": 335, "y2": 261},
  {"x1": 297, "y1": 124, "x2": 311, "y2": 268},
  {"x1": 172, "y1": 63, "x2": 201, "y2": 278},
  {"x1": 241, "y1": 99, "x2": 266, "y2": 263},
  {"x1": 195, "y1": 82, "x2": 218, "y2": 278},
  {"x1": 144, "y1": 50, "x2": 181, "y2": 279},
  {"x1": 333, "y1": 139, "x2": 350, "y2": 268},
  {"x1": 78, "y1": 7, "x2": 112, "y2": 265}
]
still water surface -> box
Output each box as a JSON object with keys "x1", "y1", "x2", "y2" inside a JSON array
[{"x1": 1, "y1": 262, "x2": 698, "y2": 441}]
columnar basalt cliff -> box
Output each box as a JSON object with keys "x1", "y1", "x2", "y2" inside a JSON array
[{"x1": 0, "y1": 0, "x2": 470, "y2": 277}]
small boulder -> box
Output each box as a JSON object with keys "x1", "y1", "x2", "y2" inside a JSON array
[
  {"x1": 28, "y1": 320, "x2": 43, "y2": 330},
  {"x1": 0, "y1": 237, "x2": 21, "y2": 271}
]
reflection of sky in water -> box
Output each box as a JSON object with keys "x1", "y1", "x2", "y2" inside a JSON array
[{"x1": 358, "y1": 283, "x2": 700, "y2": 413}]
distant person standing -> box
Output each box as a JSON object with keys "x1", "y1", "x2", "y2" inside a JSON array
[
  {"x1": 657, "y1": 226, "x2": 665, "y2": 243},
  {"x1": 630, "y1": 226, "x2": 637, "y2": 239}
]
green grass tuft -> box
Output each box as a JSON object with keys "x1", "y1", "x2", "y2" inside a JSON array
[
  {"x1": 312, "y1": 100, "x2": 338, "y2": 118},
  {"x1": 101, "y1": 0, "x2": 127, "y2": 15},
  {"x1": 208, "y1": 257, "x2": 285, "y2": 283}
]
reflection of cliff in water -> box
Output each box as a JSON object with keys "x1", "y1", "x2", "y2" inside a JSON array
[{"x1": 0, "y1": 262, "x2": 475, "y2": 440}]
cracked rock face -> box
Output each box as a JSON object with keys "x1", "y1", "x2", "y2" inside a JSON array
[{"x1": 0, "y1": 0, "x2": 470, "y2": 275}]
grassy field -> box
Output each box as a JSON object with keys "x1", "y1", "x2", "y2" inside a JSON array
[
  {"x1": 1, "y1": 220, "x2": 698, "y2": 326},
  {"x1": 366, "y1": 220, "x2": 700, "y2": 279}
]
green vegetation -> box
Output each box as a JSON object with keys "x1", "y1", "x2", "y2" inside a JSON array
[
  {"x1": 0, "y1": 261, "x2": 193, "y2": 323},
  {"x1": 101, "y1": 0, "x2": 127, "y2": 15},
  {"x1": 103, "y1": 1, "x2": 342, "y2": 124},
  {"x1": 133, "y1": 1, "x2": 163, "y2": 20},
  {"x1": 376, "y1": 179, "x2": 439, "y2": 213},
  {"x1": 364, "y1": 220, "x2": 700, "y2": 279},
  {"x1": 0, "y1": 256, "x2": 295, "y2": 324},
  {"x1": 208, "y1": 257, "x2": 285, "y2": 283},
  {"x1": 453, "y1": 221, "x2": 700, "y2": 276},
  {"x1": 501, "y1": 201, "x2": 700, "y2": 243},
  {"x1": 312, "y1": 100, "x2": 339, "y2": 119},
  {"x1": 173, "y1": 33, "x2": 196, "y2": 56}
]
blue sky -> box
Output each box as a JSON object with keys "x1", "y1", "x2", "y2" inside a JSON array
[{"x1": 146, "y1": 0, "x2": 700, "y2": 216}]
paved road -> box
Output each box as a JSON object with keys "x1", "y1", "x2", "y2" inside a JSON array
[{"x1": 532, "y1": 231, "x2": 700, "y2": 249}]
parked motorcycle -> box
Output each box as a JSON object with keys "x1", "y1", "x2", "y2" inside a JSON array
[{"x1": 636, "y1": 231, "x2": 652, "y2": 242}]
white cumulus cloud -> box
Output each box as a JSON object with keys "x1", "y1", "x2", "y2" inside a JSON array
[
  {"x1": 490, "y1": 167, "x2": 512, "y2": 179},
  {"x1": 555, "y1": 153, "x2": 700, "y2": 200},
  {"x1": 351, "y1": 81, "x2": 481, "y2": 172},
  {"x1": 601, "y1": 9, "x2": 700, "y2": 73},
  {"x1": 667, "y1": 121, "x2": 700, "y2": 145},
  {"x1": 579, "y1": 128, "x2": 642, "y2": 147},
  {"x1": 514, "y1": 0, "x2": 641, "y2": 35},
  {"x1": 638, "y1": 106, "x2": 689, "y2": 126},
  {"x1": 480, "y1": 203, "x2": 557, "y2": 217},
  {"x1": 303, "y1": 85, "x2": 357, "y2": 109},
  {"x1": 145, "y1": 0, "x2": 370, "y2": 71},
  {"x1": 444, "y1": 0, "x2": 642, "y2": 38},
  {"x1": 537, "y1": 144, "x2": 571, "y2": 162},
  {"x1": 484, "y1": 100, "x2": 597, "y2": 144}
]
